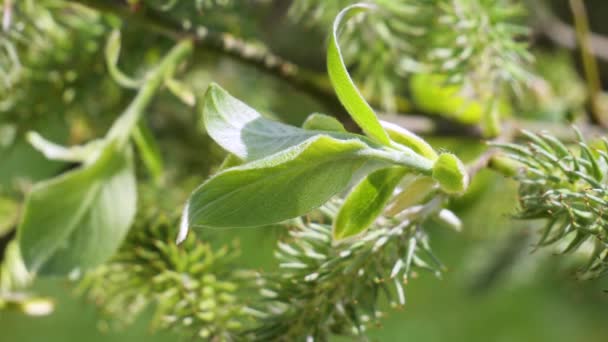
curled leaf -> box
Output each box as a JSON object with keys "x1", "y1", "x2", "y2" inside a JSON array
[{"x1": 327, "y1": 4, "x2": 391, "y2": 145}]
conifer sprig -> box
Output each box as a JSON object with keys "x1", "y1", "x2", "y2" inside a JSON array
[
  {"x1": 495, "y1": 129, "x2": 608, "y2": 279},
  {"x1": 247, "y1": 198, "x2": 448, "y2": 340}
]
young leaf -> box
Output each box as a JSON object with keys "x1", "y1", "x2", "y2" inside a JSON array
[
  {"x1": 333, "y1": 167, "x2": 407, "y2": 241},
  {"x1": 27, "y1": 131, "x2": 103, "y2": 163},
  {"x1": 105, "y1": 29, "x2": 141, "y2": 89},
  {"x1": 203, "y1": 83, "x2": 318, "y2": 161},
  {"x1": 180, "y1": 136, "x2": 371, "y2": 232},
  {"x1": 380, "y1": 121, "x2": 438, "y2": 160},
  {"x1": 132, "y1": 122, "x2": 164, "y2": 184},
  {"x1": 17, "y1": 144, "x2": 136, "y2": 275},
  {"x1": 327, "y1": 4, "x2": 391, "y2": 145},
  {"x1": 432, "y1": 153, "x2": 469, "y2": 194},
  {"x1": 302, "y1": 113, "x2": 347, "y2": 132},
  {"x1": 386, "y1": 176, "x2": 437, "y2": 215},
  {"x1": 202, "y1": 83, "x2": 368, "y2": 161}
]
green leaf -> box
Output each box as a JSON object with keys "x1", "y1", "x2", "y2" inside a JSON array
[
  {"x1": 203, "y1": 83, "x2": 317, "y2": 161},
  {"x1": 132, "y1": 122, "x2": 164, "y2": 184},
  {"x1": 27, "y1": 131, "x2": 104, "y2": 163},
  {"x1": 17, "y1": 144, "x2": 136, "y2": 275},
  {"x1": 386, "y1": 176, "x2": 437, "y2": 216},
  {"x1": 333, "y1": 167, "x2": 407, "y2": 241},
  {"x1": 105, "y1": 29, "x2": 142, "y2": 89},
  {"x1": 327, "y1": 4, "x2": 391, "y2": 145},
  {"x1": 179, "y1": 136, "x2": 371, "y2": 234},
  {"x1": 302, "y1": 113, "x2": 347, "y2": 132},
  {"x1": 202, "y1": 83, "x2": 369, "y2": 161},
  {"x1": 380, "y1": 121, "x2": 438, "y2": 160}
]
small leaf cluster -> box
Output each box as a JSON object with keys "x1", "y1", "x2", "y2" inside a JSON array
[
  {"x1": 15, "y1": 39, "x2": 192, "y2": 276},
  {"x1": 79, "y1": 210, "x2": 246, "y2": 341},
  {"x1": 180, "y1": 5, "x2": 469, "y2": 242},
  {"x1": 497, "y1": 130, "x2": 608, "y2": 279}
]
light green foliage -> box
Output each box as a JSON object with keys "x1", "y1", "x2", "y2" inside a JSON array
[
  {"x1": 327, "y1": 3, "x2": 391, "y2": 145},
  {"x1": 0, "y1": 240, "x2": 54, "y2": 317},
  {"x1": 334, "y1": 167, "x2": 407, "y2": 240},
  {"x1": 16, "y1": 39, "x2": 192, "y2": 275},
  {"x1": 497, "y1": 130, "x2": 608, "y2": 279},
  {"x1": 79, "y1": 211, "x2": 245, "y2": 340},
  {"x1": 290, "y1": 0, "x2": 530, "y2": 125},
  {"x1": 432, "y1": 153, "x2": 469, "y2": 195},
  {"x1": 18, "y1": 145, "x2": 135, "y2": 275},
  {"x1": 182, "y1": 83, "x2": 467, "y2": 237},
  {"x1": 202, "y1": 83, "x2": 344, "y2": 161},
  {"x1": 381, "y1": 120, "x2": 438, "y2": 160},
  {"x1": 302, "y1": 113, "x2": 347, "y2": 132},
  {"x1": 183, "y1": 135, "x2": 372, "y2": 229},
  {"x1": 387, "y1": 176, "x2": 437, "y2": 215}
]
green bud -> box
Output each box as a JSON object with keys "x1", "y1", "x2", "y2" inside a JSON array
[
  {"x1": 302, "y1": 113, "x2": 347, "y2": 132},
  {"x1": 432, "y1": 153, "x2": 469, "y2": 194}
]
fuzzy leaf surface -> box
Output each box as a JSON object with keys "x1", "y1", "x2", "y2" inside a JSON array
[
  {"x1": 18, "y1": 144, "x2": 136, "y2": 275},
  {"x1": 327, "y1": 4, "x2": 390, "y2": 145},
  {"x1": 183, "y1": 136, "x2": 372, "y2": 229},
  {"x1": 334, "y1": 167, "x2": 407, "y2": 240},
  {"x1": 202, "y1": 84, "x2": 365, "y2": 161}
]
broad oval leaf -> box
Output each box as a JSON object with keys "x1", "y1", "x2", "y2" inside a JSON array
[
  {"x1": 202, "y1": 83, "x2": 372, "y2": 161},
  {"x1": 18, "y1": 144, "x2": 136, "y2": 275},
  {"x1": 203, "y1": 83, "x2": 318, "y2": 161},
  {"x1": 333, "y1": 167, "x2": 407, "y2": 241},
  {"x1": 386, "y1": 176, "x2": 437, "y2": 216},
  {"x1": 181, "y1": 136, "x2": 371, "y2": 232},
  {"x1": 327, "y1": 4, "x2": 391, "y2": 145}
]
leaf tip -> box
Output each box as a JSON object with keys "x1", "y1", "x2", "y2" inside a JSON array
[{"x1": 176, "y1": 201, "x2": 190, "y2": 244}]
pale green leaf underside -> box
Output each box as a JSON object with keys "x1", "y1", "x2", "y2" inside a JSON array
[
  {"x1": 18, "y1": 144, "x2": 136, "y2": 275},
  {"x1": 334, "y1": 167, "x2": 407, "y2": 240},
  {"x1": 184, "y1": 135, "x2": 371, "y2": 229},
  {"x1": 202, "y1": 83, "x2": 372, "y2": 161},
  {"x1": 327, "y1": 3, "x2": 391, "y2": 145}
]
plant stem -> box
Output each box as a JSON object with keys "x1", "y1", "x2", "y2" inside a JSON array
[
  {"x1": 362, "y1": 148, "x2": 434, "y2": 175},
  {"x1": 107, "y1": 39, "x2": 193, "y2": 147}
]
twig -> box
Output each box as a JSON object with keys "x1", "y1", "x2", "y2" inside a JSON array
[
  {"x1": 466, "y1": 122, "x2": 516, "y2": 179},
  {"x1": 568, "y1": 0, "x2": 606, "y2": 127},
  {"x1": 67, "y1": 0, "x2": 608, "y2": 141},
  {"x1": 531, "y1": 0, "x2": 608, "y2": 62}
]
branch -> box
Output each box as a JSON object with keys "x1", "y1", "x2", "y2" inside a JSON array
[
  {"x1": 69, "y1": 0, "x2": 482, "y2": 135},
  {"x1": 531, "y1": 0, "x2": 608, "y2": 62},
  {"x1": 68, "y1": 0, "x2": 608, "y2": 142}
]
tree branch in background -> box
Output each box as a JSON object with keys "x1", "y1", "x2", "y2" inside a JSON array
[
  {"x1": 568, "y1": 0, "x2": 607, "y2": 127},
  {"x1": 70, "y1": 0, "x2": 608, "y2": 141},
  {"x1": 531, "y1": 0, "x2": 608, "y2": 62}
]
